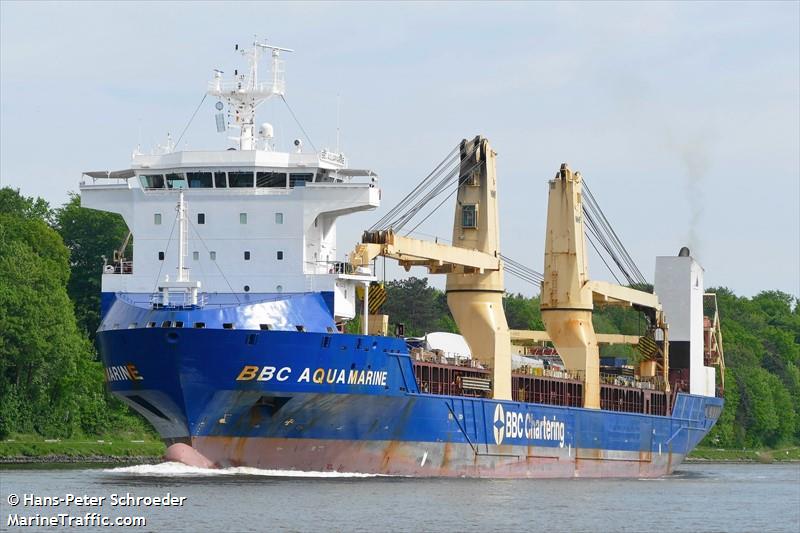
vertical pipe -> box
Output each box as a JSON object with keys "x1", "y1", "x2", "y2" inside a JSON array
[
  {"x1": 362, "y1": 281, "x2": 369, "y2": 336},
  {"x1": 177, "y1": 191, "x2": 187, "y2": 282}
]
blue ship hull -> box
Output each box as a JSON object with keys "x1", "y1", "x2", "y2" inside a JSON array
[{"x1": 97, "y1": 293, "x2": 722, "y2": 477}]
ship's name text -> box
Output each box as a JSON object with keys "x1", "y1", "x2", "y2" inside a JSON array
[
  {"x1": 105, "y1": 364, "x2": 143, "y2": 383},
  {"x1": 236, "y1": 366, "x2": 388, "y2": 387}
]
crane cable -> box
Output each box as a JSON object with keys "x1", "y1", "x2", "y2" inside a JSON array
[
  {"x1": 370, "y1": 142, "x2": 481, "y2": 232},
  {"x1": 370, "y1": 145, "x2": 459, "y2": 231},
  {"x1": 371, "y1": 142, "x2": 546, "y2": 287},
  {"x1": 581, "y1": 180, "x2": 648, "y2": 287}
]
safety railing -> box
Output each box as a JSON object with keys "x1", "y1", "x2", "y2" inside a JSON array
[
  {"x1": 149, "y1": 290, "x2": 208, "y2": 310},
  {"x1": 104, "y1": 261, "x2": 133, "y2": 274}
]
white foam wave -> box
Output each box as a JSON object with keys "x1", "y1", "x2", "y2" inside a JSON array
[{"x1": 105, "y1": 462, "x2": 380, "y2": 478}]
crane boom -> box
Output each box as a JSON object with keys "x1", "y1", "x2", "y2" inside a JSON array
[{"x1": 351, "y1": 231, "x2": 500, "y2": 274}]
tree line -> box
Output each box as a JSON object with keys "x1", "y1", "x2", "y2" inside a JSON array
[
  {"x1": 0, "y1": 188, "x2": 145, "y2": 438},
  {"x1": 1, "y1": 186, "x2": 798, "y2": 448}
]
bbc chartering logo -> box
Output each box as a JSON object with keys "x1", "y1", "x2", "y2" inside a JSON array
[{"x1": 493, "y1": 404, "x2": 505, "y2": 445}]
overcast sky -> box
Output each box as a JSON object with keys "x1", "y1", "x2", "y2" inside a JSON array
[{"x1": 1, "y1": 1, "x2": 798, "y2": 298}]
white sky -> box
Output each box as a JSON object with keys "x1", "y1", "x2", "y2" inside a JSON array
[{"x1": 1, "y1": 1, "x2": 798, "y2": 298}]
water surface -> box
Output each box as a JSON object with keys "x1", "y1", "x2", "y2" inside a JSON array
[{"x1": 1, "y1": 462, "x2": 798, "y2": 532}]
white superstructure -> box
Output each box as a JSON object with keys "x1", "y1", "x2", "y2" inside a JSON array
[
  {"x1": 654, "y1": 253, "x2": 716, "y2": 397},
  {"x1": 80, "y1": 40, "x2": 378, "y2": 321}
]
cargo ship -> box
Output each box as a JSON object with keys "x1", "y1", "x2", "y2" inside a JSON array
[{"x1": 81, "y1": 41, "x2": 724, "y2": 477}]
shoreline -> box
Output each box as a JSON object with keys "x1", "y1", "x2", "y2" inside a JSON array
[
  {"x1": 0, "y1": 454, "x2": 162, "y2": 465},
  {"x1": 684, "y1": 457, "x2": 800, "y2": 464}
]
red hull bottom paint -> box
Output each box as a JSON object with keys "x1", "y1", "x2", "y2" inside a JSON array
[
  {"x1": 164, "y1": 443, "x2": 216, "y2": 469},
  {"x1": 184, "y1": 437, "x2": 682, "y2": 479}
]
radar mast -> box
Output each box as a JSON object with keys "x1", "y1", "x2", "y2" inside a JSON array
[{"x1": 208, "y1": 39, "x2": 294, "y2": 150}]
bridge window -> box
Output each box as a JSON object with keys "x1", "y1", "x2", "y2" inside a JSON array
[
  {"x1": 214, "y1": 172, "x2": 227, "y2": 188},
  {"x1": 244, "y1": 251, "x2": 251, "y2": 260},
  {"x1": 187, "y1": 171, "x2": 213, "y2": 188},
  {"x1": 194, "y1": 322, "x2": 206, "y2": 329},
  {"x1": 166, "y1": 173, "x2": 187, "y2": 189},
  {"x1": 192, "y1": 251, "x2": 199, "y2": 260},
  {"x1": 141, "y1": 174, "x2": 165, "y2": 189},
  {"x1": 290, "y1": 173, "x2": 314, "y2": 187},
  {"x1": 209, "y1": 251, "x2": 216, "y2": 260},
  {"x1": 461, "y1": 204, "x2": 477, "y2": 229},
  {"x1": 223, "y1": 323, "x2": 234, "y2": 329},
  {"x1": 197, "y1": 213, "x2": 205, "y2": 224},
  {"x1": 154, "y1": 213, "x2": 162, "y2": 225},
  {"x1": 256, "y1": 171, "x2": 287, "y2": 188},
  {"x1": 240, "y1": 213, "x2": 247, "y2": 224},
  {"x1": 277, "y1": 251, "x2": 284, "y2": 260},
  {"x1": 275, "y1": 212, "x2": 283, "y2": 224},
  {"x1": 228, "y1": 171, "x2": 254, "y2": 188},
  {"x1": 158, "y1": 251, "x2": 165, "y2": 260}
]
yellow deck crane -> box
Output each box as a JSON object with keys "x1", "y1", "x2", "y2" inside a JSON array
[
  {"x1": 532, "y1": 164, "x2": 670, "y2": 409},
  {"x1": 350, "y1": 136, "x2": 513, "y2": 400}
]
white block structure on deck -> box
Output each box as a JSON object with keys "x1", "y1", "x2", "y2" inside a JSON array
[{"x1": 654, "y1": 255, "x2": 716, "y2": 397}]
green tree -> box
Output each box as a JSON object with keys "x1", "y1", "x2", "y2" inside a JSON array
[
  {"x1": 0, "y1": 189, "x2": 147, "y2": 439},
  {"x1": 707, "y1": 369, "x2": 740, "y2": 447},
  {"x1": 54, "y1": 193, "x2": 129, "y2": 337},
  {"x1": 503, "y1": 293, "x2": 544, "y2": 330},
  {"x1": 383, "y1": 277, "x2": 453, "y2": 336},
  {"x1": 0, "y1": 187, "x2": 53, "y2": 223},
  {"x1": 0, "y1": 213, "x2": 88, "y2": 437}
]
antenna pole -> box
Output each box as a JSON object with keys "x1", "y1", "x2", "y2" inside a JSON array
[
  {"x1": 336, "y1": 94, "x2": 341, "y2": 153},
  {"x1": 208, "y1": 39, "x2": 294, "y2": 151}
]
